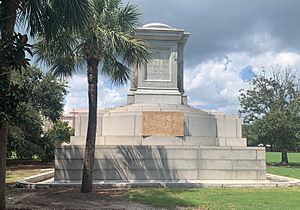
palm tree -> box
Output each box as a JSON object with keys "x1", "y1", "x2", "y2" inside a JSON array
[
  {"x1": 35, "y1": 0, "x2": 150, "y2": 193},
  {"x1": 0, "y1": 1, "x2": 91, "y2": 208}
]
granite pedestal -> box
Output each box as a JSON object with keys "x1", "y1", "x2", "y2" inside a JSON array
[{"x1": 55, "y1": 23, "x2": 266, "y2": 183}]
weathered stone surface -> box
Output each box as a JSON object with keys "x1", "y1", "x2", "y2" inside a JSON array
[
  {"x1": 127, "y1": 23, "x2": 189, "y2": 105},
  {"x1": 55, "y1": 145, "x2": 266, "y2": 181}
]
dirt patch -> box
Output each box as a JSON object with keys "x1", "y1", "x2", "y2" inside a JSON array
[
  {"x1": 5, "y1": 161, "x2": 161, "y2": 209},
  {"x1": 6, "y1": 186, "x2": 159, "y2": 210}
]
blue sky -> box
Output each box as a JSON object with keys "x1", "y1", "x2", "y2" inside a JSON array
[{"x1": 45, "y1": 0, "x2": 300, "y2": 114}]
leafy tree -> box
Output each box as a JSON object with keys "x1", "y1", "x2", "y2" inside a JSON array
[
  {"x1": 35, "y1": 0, "x2": 150, "y2": 193},
  {"x1": 239, "y1": 67, "x2": 300, "y2": 165},
  {"x1": 12, "y1": 66, "x2": 67, "y2": 121},
  {"x1": 0, "y1": 32, "x2": 32, "y2": 210},
  {"x1": 7, "y1": 103, "x2": 43, "y2": 159},
  {"x1": 7, "y1": 66, "x2": 67, "y2": 160},
  {"x1": 40, "y1": 121, "x2": 73, "y2": 162},
  {"x1": 1, "y1": 1, "x2": 91, "y2": 208}
]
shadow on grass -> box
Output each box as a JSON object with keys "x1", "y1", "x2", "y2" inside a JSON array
[
  {"x1": 127, "y1": 188, "x2": 199, "y2": 209},
  {"x1": 267, "y1": 162, "x2": 300, "y2": 167}
]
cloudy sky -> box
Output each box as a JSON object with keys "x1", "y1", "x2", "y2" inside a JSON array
[{"x1": 64, "y1": 0, "x2": 300, "y2": 114}]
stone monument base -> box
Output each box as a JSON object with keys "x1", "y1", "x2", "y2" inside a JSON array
[
  {"x1": 70, "y1": 104, "x2": 247, "y2": 147},
  {"x1": 55, "y1": 104, "x2": 266, "y2": 182},
  {"x1": 55, "y1": 145, "x2": 265, "y2": 181}
]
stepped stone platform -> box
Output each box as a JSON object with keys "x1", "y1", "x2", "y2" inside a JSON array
[
  {"x1": 55, "y1": 145, "x2": 265, "y2": 181},
  {"x1": 55, "y1": 22, "x2": 266, "y2": 183},
  {"x1": 70, "y1": 104, "x2": 246, "y2": 147}
]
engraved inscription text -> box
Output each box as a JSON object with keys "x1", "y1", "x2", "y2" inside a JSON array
[{"x1": 146, "y1": 49, "x2": 171, "y2": 80}]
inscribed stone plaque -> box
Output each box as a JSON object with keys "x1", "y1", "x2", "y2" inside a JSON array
[
  {"x1": 142, "y1": 112, "x2": 184, "y2": 136},
  {"x1": 145, "y1": 49, "x2": 171, "y2": 80}
]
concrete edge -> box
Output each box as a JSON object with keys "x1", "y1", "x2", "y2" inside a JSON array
[
  {"x1": 56, "y1": 145, "x2": 264, "y2": 150},
  {"x1": 266, "y1": 173, "x2": 300, "y2": 183},
  {"x1": 15, "y1": 170, "x2": 54, "y2": 189},
  {"x1": 17, "y1": 180, "x2": 300, "y2": 189},
  {"x1": 16, "y1": 174, "x2": 300, "y2": 189}
]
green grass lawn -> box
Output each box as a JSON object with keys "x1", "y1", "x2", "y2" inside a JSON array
[
  {"x1": 266, "y1": 152, "x2": 300, "y2": 164},
  {"x1": 266, "y1": 152, "x2": 300, "y2": 179},
  {"x1": 127, "y1": 152, "x2": 300, "y2": 209},
  {"x1": 128, "y1": 188, "x2": 300, "y2": 209},
  {"x1": 6, "y1": 160, "x2": 53, "y2": 184},
  {"x1": 6, "y1": 169, "x2": 52, "y2": 184},
  {"x1": 267, "y1": 166, "x2": 300, "y2": 179}
]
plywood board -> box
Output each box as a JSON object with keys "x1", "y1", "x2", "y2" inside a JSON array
[{"x1": 142, "y1": 112, "x2": 184, "y2": 136}]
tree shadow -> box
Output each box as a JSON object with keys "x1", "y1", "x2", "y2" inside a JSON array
[
  {"x1": 128, "y1": 188, "x2": 199, "y2": 209},
  {"x1": 99, "y1": 145, "x2": 178, "y2": 181}
]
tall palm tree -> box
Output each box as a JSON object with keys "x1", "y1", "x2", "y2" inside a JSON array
[
  {"x1": 0, "y1": 1, "x2": 91, "y2": 209},
  {"x1": 35, "y1": 0, "x2": 150, "y2": 193}
]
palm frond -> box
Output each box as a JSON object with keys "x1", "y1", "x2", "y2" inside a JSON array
[
  {"x1": 21, "y1": 0, "x2": 92, "y2": 39},
  {"x1": 53, "y1": 0, "x2": 92, "y2": 33},
  {"x1": 21, "y1": 0, "x2": 44, "y2": 36},
  {"x1": 102, "y1": 54, "x2": 130, "y2": 85},
  {"x1": 34, "y1": 34, "x2": 84, "y2": 79},
  {"x1": 106, "y1": 30, "x2": 151, "y2": 65},
  {"x1": 117, "y1": 3, "x2": 141, "y2": 32}
]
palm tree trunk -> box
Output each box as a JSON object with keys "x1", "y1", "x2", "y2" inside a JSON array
[
  {"x1": 81, "y1": 58, "x2": 99, "y2": 193},
  {"x1": 0, "y1": 1, "x2": 17, "y2": 209}
]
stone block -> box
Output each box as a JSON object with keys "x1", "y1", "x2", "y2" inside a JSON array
[
  {"x1": 199, "y1": 148, "x2": 256, "y2": 160},
  {"x1": 232, "y1": 160, "x2": 266, "y2": 170},
  {"x1": 188, "y1": 116, "x2": 217, "y2": 137},
  {"x1": 55, "y1": 159, "x2": 83, "y2": 170},
  {"x1": 257, "y1": 170, "x2": 266, "y2": 180},
  {"x1": 142, "y1": 136, "x2": 183, "y2": 145},
  {"x1": 94, "y1": 169, "x2": 125, "y2": 180},
  {"x1": 217, "y1": 137, "x2": 226, "y2": 146},
  {"x1": 102, "y1": 116, "x2": 135, "y2": 136},
  {"x1": 225, "y1": 138, "x2": 247, "y2": 147},
  {"x1": 135, "y1": 115, "x2": 143, "y2": 135},
  {"x1": 183, "y1": 137, "x2": 216, "y2": 146},
  {"x1": 54, "y1": 169, "x2": 82, "y2": 181},
  {"x1": 94, "y1": 146, "x2": 198, "y2": 160},
  {"x1": 198, "y1": 170, "x2": 258, "y2": 180},
  {"x1": 79, "y1": 116, "x2": 88, "y2": 136},
  {"x1": 126, "y1": 169, "x2": 198, "y2": 180},
  {"x1": 70, "y1": 136, "x2": 105, "y2": 145},
  {"x1": 104, "y1": 136, "x2": 142, "y2": 145},
  {"x1": 56, "y1": 146, "x2": 85, "y2": 159},
  {"x1": 134, "y1": 93, "x2": 182, "y2": 105},
  {"x1": 256, "y1": 150, "x2": 266, "y2": 160},
  {"x1": 216, "y1": 117, "x2": 239, "y2": 138},
  {"x1": 199, "y1": 160, "x2": 232, "y2": 170}
]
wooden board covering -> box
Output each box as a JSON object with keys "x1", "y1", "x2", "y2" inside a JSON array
[{"x1": 142, "y1": 112, "x2": 184, "y2": 136}]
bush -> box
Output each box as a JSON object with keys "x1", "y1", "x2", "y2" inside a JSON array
[{"x1": 39, "y1": 121, "x2": 73, "y2": 162}]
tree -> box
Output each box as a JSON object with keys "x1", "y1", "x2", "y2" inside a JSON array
[
  {"x1": 12, "y1": 66, "x2": 67, "y2": 121},
  {"x1": 0, "y1": 32, "x2": 32, "y2": 210},
  {"x1": 35, "y1": 0, "x2": 150, "y2": 193},
  {"x1": 41, "y1": 121, "x2": 73, "y2": 162},
  {"x1": 0, "y1": 1, "x2": 91, "y2": 208},
  {"x1": 7, "y1": 66, "x2": 67, "y2": 160},
  {"x1": 239, "y1": 67, "x2": 300, "y2": 165}
]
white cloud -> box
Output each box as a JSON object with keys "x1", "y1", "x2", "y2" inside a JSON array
[
  {"x1": 64, "y1": 51, "x2": 300, "y2": 115},
  {"x1": 64, "y1": 75, "x2": 128, "y2": 112},
  {"x1": 185, "y1": 51, "x2": 300, "y2": 114}
]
